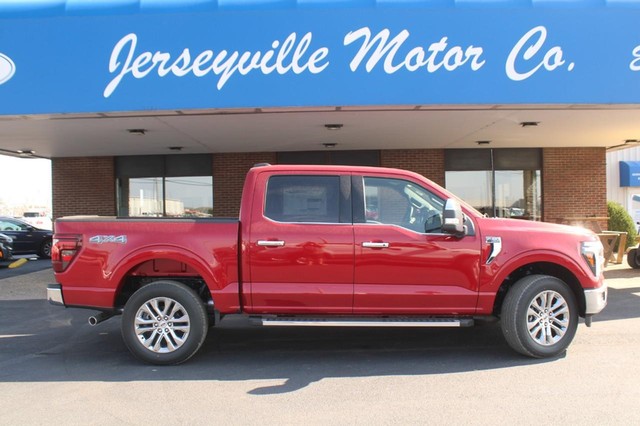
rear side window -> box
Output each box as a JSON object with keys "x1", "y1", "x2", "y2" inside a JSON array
[{"x1": 265, "y1": 175, "x2": 341, "y2": 223}]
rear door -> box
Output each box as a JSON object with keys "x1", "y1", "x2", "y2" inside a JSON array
[{"x1": 246, "y1": 172, "x2": 354, "y2": 314}]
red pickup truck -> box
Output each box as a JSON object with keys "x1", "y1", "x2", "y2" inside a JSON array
[{"x1": 48, "y1": 164, "x2": 607, "y2": 364}]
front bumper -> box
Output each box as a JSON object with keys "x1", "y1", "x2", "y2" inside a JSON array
[
  {"x1": 47, "y1": 284, "x2": 65, "y2": 306},
  {"x1": 584, "y1": 282, "x2": 608, "y2": 315}
]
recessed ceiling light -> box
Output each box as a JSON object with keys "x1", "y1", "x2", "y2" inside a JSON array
[
  {"x1": 520, "y1": 122, "x2": 540, "y2": 127},
  {"x1": 168, "y1": 146, "x2": 183, "y2": 151},
  {"x1": 324, "y1": 124, "x2": 343, "y2": 130},
  {"x1": 476, "y1": 141, "x2": 491, "y2": 145},
  {"x1": 323, "y1": 143, "x2": 337, "y2": 148},
  {"x1": 127, "y1": 128, "x2": 147, "y2": 135}
]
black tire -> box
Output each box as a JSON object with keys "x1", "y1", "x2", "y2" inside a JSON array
[
  {"x1": 501, "y1": 275, "x2": 578, "y2": 358},
  {"x1": 121, "y1": 280, "x2": 208, "y2": 365},
  {"x1": 38, "y1": 238, "x2": 52, "y2": 259},
  {"x1": 626, "y1": 248, "x2": 640, "y2": 269}
]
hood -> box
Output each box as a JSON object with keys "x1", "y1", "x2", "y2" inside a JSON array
[{"x1": 476, "y1": 217, "x2": 599, "y2": 242}]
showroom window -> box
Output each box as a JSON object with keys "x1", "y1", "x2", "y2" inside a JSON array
[
  {"x1": 445, "y1": 149, "x2": 542, "y2": 220},
  {"x1": 116, "y1": 155, "x2": 213, "y2": 217}
]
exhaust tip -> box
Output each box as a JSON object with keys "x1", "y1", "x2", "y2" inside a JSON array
[{"x1": 88, "y1": 311, "x2": 115, "y2": 326}]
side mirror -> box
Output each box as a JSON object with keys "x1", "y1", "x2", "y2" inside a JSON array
[{"x1": 442, "y1": 199, "x2": 466, "y2": 238}]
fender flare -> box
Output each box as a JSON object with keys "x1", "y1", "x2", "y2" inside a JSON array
[
  {"x1": 485, "y1": 249, "x2": 590, "y2": 292},
  {"x1": 106, "y1": 244, "x2": 222, "y2": 295},
  {"x1": 479, "y1": 249, "x2": 592, "y2": 315}
]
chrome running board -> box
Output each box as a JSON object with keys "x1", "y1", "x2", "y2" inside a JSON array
[{"x1": 253, "y1": 316, "x2": 474, "y2": 328}]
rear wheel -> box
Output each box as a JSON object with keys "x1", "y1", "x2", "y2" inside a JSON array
[
  {"x1": 501, "y1": 275, "x2": 578, "y2": 358},
  {"x1": 121, "y1": 280, "x2": 208, "y2": 365},
  {"x1": 38, "y1": 239, "x2": 52, "y2": 259}
]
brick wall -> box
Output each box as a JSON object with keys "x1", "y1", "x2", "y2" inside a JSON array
[
  {"x1": 49, "y1": 148, "x2": 607, "y2": 226},
  {"x1": 52, "y1": 157, "x2": 116, "y2": 219},
  {"x1": 542, "y1": 147, "x2": 607, "y2": 228},
  {"x1": 212, "y1": 149, "x2": 445, "y2": 217},
  {"x1": 213, "y1": 152, "x2": 277, "y2": 217},
  {"x1": 380, "y1": 149, "x2": 446, "y2": 186}
]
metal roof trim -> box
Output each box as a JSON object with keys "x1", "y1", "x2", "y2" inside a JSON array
[{"x1": 1, "y1": 0, "x2": 640, "y2": 17}]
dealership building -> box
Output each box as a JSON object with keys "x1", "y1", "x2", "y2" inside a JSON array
[{"x1": 1, "y1": 0, "x2": 640, "y2": 225}]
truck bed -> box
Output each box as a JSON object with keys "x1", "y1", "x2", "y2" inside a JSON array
[{"x1": 53, "y1": 216, "x2": 240, "y2": 311}]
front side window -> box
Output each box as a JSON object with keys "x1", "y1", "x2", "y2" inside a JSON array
[
  {"x1": 363, "y1": 177, "x2": 445, "y2": 233},
  {"x1": 265, "y1": 176, "x2": 341, "y2": 223}
]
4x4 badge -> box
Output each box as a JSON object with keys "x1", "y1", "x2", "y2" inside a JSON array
[{"x1": 89, "y1": 235, "x2": 127, "y2": 244}]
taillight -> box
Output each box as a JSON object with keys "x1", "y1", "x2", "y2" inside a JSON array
[{"x1": 52, "y1": 235, "x2": 82, "y2": 272}]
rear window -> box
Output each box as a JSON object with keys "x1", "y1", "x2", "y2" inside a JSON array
[{"x1": 264, "y1": 175, "x2": 340, "y2": 223}]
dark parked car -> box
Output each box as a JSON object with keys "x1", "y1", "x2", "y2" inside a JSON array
[
  {"x1": 0, "y1": 232, "x2": 14, "y2": 266},
  {"x1": 0, "y1": 217, "x2": 53, "y2": 258}
]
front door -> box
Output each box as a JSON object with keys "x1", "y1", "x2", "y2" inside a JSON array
[
  {"x1": 247, "y1": 173, "x2": 354, "y2": 314},
  {"x1": 353, "y1": 176, "x2": 482, "y2": 314}
]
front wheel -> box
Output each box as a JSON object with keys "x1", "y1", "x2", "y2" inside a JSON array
[
  {"x1": 627, "y1": 248, "x2": 640, "y2": 269},
  {"x1": 121, "y1": 280, "x2": 209, "y2": 365},
  {"x1": 501, "y1": 275, "x2": 578, "y2": 358}
]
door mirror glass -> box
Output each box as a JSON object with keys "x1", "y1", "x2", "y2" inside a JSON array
[
  {"x1": 423, "y1": 211, "x2": 443, "y2": 233},
  {"x1": 442, "y1": 199, "x2": 465, "y2": 237}
]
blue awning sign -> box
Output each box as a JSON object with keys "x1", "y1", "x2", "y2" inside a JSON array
[
  {"x1": 620, "y1": 161, "x2": 640, "y2": 187},
  {"x1": 2, "y1": 4, "x2": 640, "y2": 115}
]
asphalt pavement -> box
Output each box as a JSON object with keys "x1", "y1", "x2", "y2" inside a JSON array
[{"x1": 0, "y1": 258, "x2": 639, "y2": 425}]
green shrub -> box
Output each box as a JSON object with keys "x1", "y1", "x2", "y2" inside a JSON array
[{"x1": 607, "y1": 201, "x2": 638, "y2": 249}]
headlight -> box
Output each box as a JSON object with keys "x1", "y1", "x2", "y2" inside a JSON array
[{"x1": 581, "y1": 240, "x2": 604, "y2": 277}]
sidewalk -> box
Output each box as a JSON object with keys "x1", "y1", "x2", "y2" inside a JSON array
[{"x1": 604, "y1": 256, "x2": 639, "y2": 290}]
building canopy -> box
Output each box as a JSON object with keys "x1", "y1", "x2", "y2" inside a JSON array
[{"x1": 2, "y1": 0, "x2": 640, "y2": 115}]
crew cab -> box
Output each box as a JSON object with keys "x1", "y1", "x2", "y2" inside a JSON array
[{"x1": 47, "y1": 164, "x2": 608, "y2": 364}]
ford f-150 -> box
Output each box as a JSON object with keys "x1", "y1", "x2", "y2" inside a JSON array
[{"x1": 47, "y1": 164, "x2": 608, "y2": 364}]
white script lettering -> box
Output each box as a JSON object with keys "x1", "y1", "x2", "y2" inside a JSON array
[
  {"x1": 630, "y1": 45, "x2": 640, "y2": 71},
  {"x1": 344, "y1": 27, "x2": 485, "y2": 74},
  {"x1": 506, "y1": 26, "x2": 574, "y2": 81},
  {"x1": 104, "y1": 33, "x2": 330, "y2": 97}
]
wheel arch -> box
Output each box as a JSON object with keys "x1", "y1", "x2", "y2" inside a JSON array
[
  {"x1": 491, "y1": 261, "x2": 586, "y2": 318},
  {"x1": 108, "y1": 246, "x2": 228, "y2": 315}
]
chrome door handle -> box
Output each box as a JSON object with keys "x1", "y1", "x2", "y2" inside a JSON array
[
  {"x1": 257, "y1": 240, "x2": 285, "y2": 247},
  {"x1": 362, "y1": 242, "x2": 389, "y2": 248}
]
